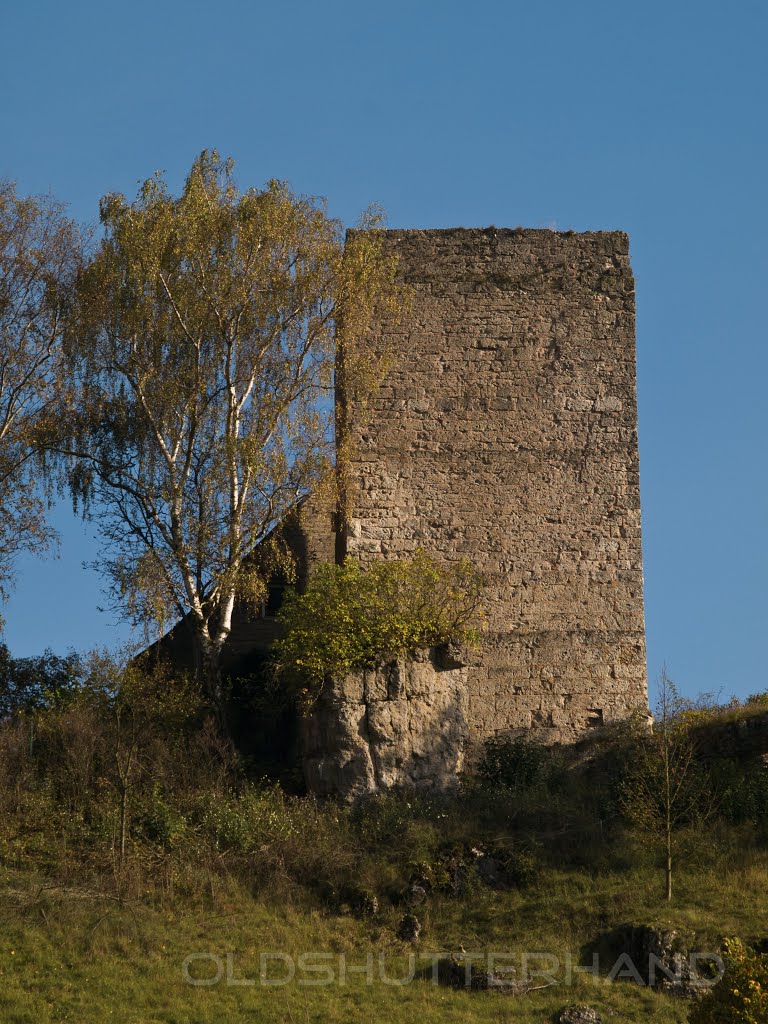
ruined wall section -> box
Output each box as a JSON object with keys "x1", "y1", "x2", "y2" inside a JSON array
[{"x1": 342, "y1": 228, "x2": 647, "y2": 744}]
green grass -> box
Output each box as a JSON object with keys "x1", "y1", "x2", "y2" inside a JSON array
[
  {"x1": 2, "y1": 841, "x2": 766, "y2": 1024},
  {"x1": 1, "y1": 667, "x2": 765, "y2": 1023}
]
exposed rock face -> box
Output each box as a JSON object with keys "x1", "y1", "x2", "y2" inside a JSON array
[
  {"x1": 586, "y1": 922, "x2": 707, "y2": 997},
  {"x1": 435, "y1": 955, "x2": 523, "y2": 993},
  {"x1": 302, "y1": 647, "x2": 469, "y2": 799},
  {"x1": 639, "y1": 926, "x2": 703, "y2": 996}
]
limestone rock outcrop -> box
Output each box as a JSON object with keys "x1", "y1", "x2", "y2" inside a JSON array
[{"x1": 302, "y1": 647, "x2": 469, "y2": 800}]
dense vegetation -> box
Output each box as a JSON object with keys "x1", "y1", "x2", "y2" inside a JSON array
[
  {"x1": 274, "y1": 552, "x2": 485, "y2": 700},
  {"x1": 1, "y1": 650, "x2": 766, "y2": 1022}
]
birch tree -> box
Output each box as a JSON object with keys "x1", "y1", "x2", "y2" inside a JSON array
[
  {"x1": 0, "y1": 181, "x2": 80, "y2": 604},
  {"x1": 61, "y1": 151, "x2": 396, "y2": 714}
]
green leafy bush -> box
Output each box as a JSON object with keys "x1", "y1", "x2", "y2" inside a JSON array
[
  {"x1": 476, "y1": 733, "x2": 549, "y2": 790},
  {"x1": 274, "y1": 552, "x2": 484, "y2": 695},
  {"x1": 136, "y1": 786, "x2": 188, "y2": 848},
  {"x1": 351, "y1": 791, "x2": 446, "y2": 864},
  {"x1": 689, "y1": 937, "x2": 768, "y2": 1024},
  {"x1": 503, "y1": 846, "x2": 541, "y2": 888},
  {"x1": 716, "y1": 760, "x2": 768, "y2": 833},
  {"x1": 198, "y1": 784, "x2": 301, "y2": 853}
]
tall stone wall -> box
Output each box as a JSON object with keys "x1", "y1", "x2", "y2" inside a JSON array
[{"x1": 340, "y1": 228, "x2": 648, "y2": 744}]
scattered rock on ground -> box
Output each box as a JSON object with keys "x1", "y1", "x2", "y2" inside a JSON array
[
  {"x1": 397, "y1": 914, "x2": 422, "y2": 942},
  {"x1": 339, "y1": 884, "x2": 379, "y2": 917},
  {"x1": 435, "y1": 956, "x2": 526, "y2": 994},
  {"x1": 407, "y1": 882, "x2": 428, "y2": 905},
  {"x1": 558, "y1": 1006, "x2": 603, "y2": 1024}
]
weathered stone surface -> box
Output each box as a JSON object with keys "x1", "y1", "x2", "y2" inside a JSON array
[
  {"x1": 558, "y1": 1006, "x2": 603, "y2": 1024},
  {"x1": 586, "y1": 923, "x2": 706, "y2": 997},
  {"x1": 640, "y1": 926, "x2": 702, "y2": 996},
  {"x1": 396, "y1": 914, "x2": 422, "y2": 943},
  {"x1": 406, "y1": 882, "x2": 428, "y2": 905},
  {"x1": 302, "y1": 647, "x2": 469, "y2": 799},
  {"x1": 476, "y1": 852, "x2": 508, "y2": 889},
  {"x1": 341, "y1": 228, "x2": 648, "y2": 745}
]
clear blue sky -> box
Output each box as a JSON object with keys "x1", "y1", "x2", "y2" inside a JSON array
[{"x1": 1, "y1": 0, "x2": 766, "y2": 704}]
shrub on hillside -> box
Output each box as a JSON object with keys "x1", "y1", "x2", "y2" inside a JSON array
[
  {"x1": 716, "y1": 760, "x2": 768, "y2": 835},
  {"x1": 688, "y1": 937, "x2": 768, "y2": 1024},
  {"x1": 476, "y1": 733, "x2": 550, "y2": 790},
  {"x1": 0, "y1": 653, "x2": 216, "y2": 871},
  {"x1": 198, "y1": 784, "x2": 301, "y2": 853}
]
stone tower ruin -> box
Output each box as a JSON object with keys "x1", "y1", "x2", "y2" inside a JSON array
[
  {"x1": 154, "y1": 226, "x2": 648, "y2": 784},
  {"x1": 336, "y1": 228, "x2": 647, "y2": 746}
]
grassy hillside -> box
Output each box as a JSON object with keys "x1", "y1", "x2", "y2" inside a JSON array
[
  {"x1": 2, "y1": 840, "x2": 767, "y2": 1023},
  {"x1": 1, "y1": 657, "x2": 767, "y2": 1023}
]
